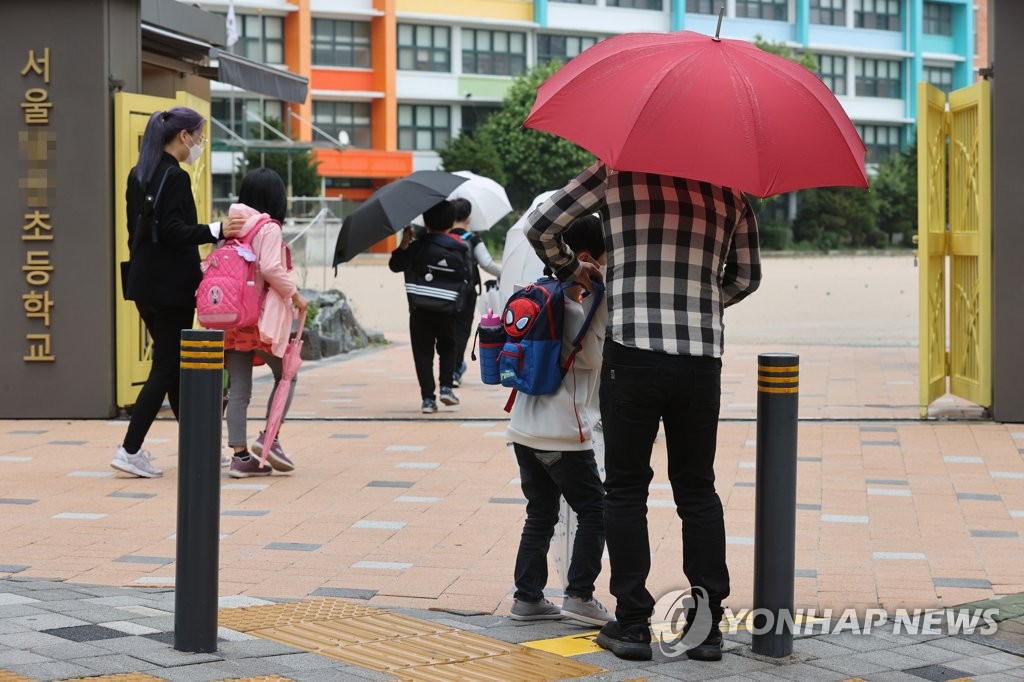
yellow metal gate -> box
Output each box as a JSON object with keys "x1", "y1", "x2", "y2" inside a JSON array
[
  {"x1": 917, "y1": 80, "x2": 992, "y2": 417},
  {"x1": 113, "y1": 91, "x2": 211, "y2": 408}
]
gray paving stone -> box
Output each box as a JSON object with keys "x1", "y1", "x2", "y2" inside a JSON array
[
  {"x1": 216, "y1": 638, "x2": 304, "y2": 658},
  {"x1": 970, "y1": 530, "x2": 1019, "y2": 538},
  {"x1": 891, "y1": 642, "x2": 971, "y2": 664},
  {"x1": 647, "y1": 653, "x2": 773, "y2": 679},
  {"x1": 330, "y1": 433, "x2": 369, "y2": 439},
  {"x1": 114, "y1": 554, "x2": 174, "y2": 564},
  {"x1": 0, "y1": 648, "x2": 50, "y2": 666},
  {"x1": 745, "y1": 662, "x2": 850, "y2": 681},
  {"x1": 926, "y1": 636, "x2": 1006, "y2": 657},
  {"x1": 963, "y1": 631, "x2": 1024, "y2": 656},
  {"x1": 796, "y1": 503, "x2": 822, "y2": 511},
  {"x1": 7, "y1": 612, "x2": 90, "y2": 631},
  {"x1": 366, "y1": 480, "x2": 414, "y2": 488},
  {"x1": 222, "y1": 509, "x2": 270, "y2": 516},
  {"x1": 125, "y1": 615, "x2": 177, "y2": 630},
  {"x1": 0, "y1": 500, "x2": 37, "y2": 506},
  {"x1": 489, "y1": 497, "x2": 527, "y2": 504},
  {"x1": 290, "y1": 667, "x2": 394, "y2": 682},
  {"x1": 857, "y1": 672, "x2": 925, "y2": 681},
  {"x1": 73, "y1": 653, "x2": 160, "y2": 675},
  {"x1": 948, "y1": 653, "x2": 1024, "y2": 674},
  {"x1": 934, "y1": 577, "x2": 992, "y2": 589},
  {"x1": 865, "y1": 479, "x2": 909, "y2": 485},
  {"x1": 128, "y1": 645, "x2": 225, "y2": 667},
  {"x1": 856, "y1": 647, "x2": 933, "y2": 670},
  {"x1": 0, "y1": 621, "x2": 31, "y2": 635},
  {"x1": 108, "y1": 490, "x2": 157, "y2": 499},
  {"x1": 808, "y1": 652, "x2": 891, "y2": 675},
  {"x1": 41, "y1": 623, "x2": 131, "y2": 642},
  {"x1": 144, "y1": 661, "x2": 236, "y2": 682},
  {"x1": 958, "y1": 492, "x2": 1002, "y2": 501},
  {"x1": 39, "y1": 605, "x2": 135, "y2": 624},
  {"x1": 265, "y1": 542, "x2": 323, "y2": 551},
  {"x1": 0, "y1": 604, "x2": 49, "y2": 618},
  {"x1": 272, "y1": 651, "x2": 348, "y2": 671},
  {"x1": 0, "y1": 630, "x2": 71, "y2": 649},
  {"x1": 902, "y1": 663, "x2": 975, "y2": 681},
  {"x1": 6, "y1": 659, "x2": 98, "y2": 680},
  {"x1": 971, "y1": 674, "x2": 1024, "y2": 682},
  {"x1": 92, "y1": 633, "x2": 171, "y2": 655},
  {"x1": 820, "y1": 632, "x2": 913, "y2": 652},
  {"x1": 30, "y1": 640, "x2": 113, "y2": 659},
  {"x1": 791, "y1": 636, "x2": 856, "y2": 660}
]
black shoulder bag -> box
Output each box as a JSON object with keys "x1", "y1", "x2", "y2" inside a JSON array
[{"x1": 120, "y1": 167, "x2": 174, "y2": 299}]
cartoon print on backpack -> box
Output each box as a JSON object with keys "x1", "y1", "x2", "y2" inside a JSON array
[{"x1": 504, "y1": 297, "x2": 539, "y2": 337}]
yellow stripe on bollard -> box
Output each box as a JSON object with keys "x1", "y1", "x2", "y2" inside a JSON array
[
  {"x1": 757, "y1": 364, "x2": 798, "y2": 394},
  {"x1": 181, "y1": 351, "x2": 222, "y2": 359},
  {"x1": 180, "y1": 340, "x2": 224, "y2": 349},
  {"x1": 181, "y1": 362, "x2": 224, "y2": 370}
]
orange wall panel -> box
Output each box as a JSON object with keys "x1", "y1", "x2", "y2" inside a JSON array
[
  {"x1": 285, "y1": 0, "x2": 312, "y2": 139},
  {"x1": 311, "y1": 69, "x2": 377, "y2": 93},
  {"x1": 372, "y1": 0, "x2": 397, "y2": 150},
  {"x1": 315, "y1": 148, "x2": 413, "y2": 179}
]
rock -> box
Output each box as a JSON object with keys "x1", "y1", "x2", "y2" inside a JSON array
[{"x1": 299, "y1": 289, "x2": 381, "y2": 360}]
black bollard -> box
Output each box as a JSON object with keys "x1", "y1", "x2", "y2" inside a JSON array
[
  {"x1": 752, "y1": 353, "x2": 799, "y2": 658},
  {"x1": 174, "y1": 329, "x2": 224, "y2": 653}
]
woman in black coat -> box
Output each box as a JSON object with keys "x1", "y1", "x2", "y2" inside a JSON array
[{"x1": 114, "y1": 106, "x2": 239, "y2": 478}]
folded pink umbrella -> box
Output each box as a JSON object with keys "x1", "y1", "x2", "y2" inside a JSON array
[{"x1": 257, "y1": 333, "x2": 303, "y2": 468}]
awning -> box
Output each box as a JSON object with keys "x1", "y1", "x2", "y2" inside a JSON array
[{"x1": 212, "y1": 49, "x2": 308, "y2": 104}]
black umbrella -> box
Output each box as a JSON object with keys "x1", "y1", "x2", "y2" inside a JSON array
[{"x1": 332, "y1": 170, "x2": 468, "y2": 266}]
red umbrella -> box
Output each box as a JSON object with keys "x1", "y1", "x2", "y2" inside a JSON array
[
  {"x1": 256, "y1": 334, "x2": 303, "y2": 468},
  {"x1": 523, "y1": 30, "x2": 867, "y2": 198}
]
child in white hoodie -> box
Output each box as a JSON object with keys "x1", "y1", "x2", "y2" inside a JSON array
[
  {"x1": 223, "y1": 169, "x2": 307, "y2": 478},
  {"x1": 505, "y1": 214, "x2": 612, "y2": 626}
]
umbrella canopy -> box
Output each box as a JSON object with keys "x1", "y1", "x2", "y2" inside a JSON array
[
  {"x1": 498, "y1": 191, "x2": 556, "y2": 310},
  {"x1": 523, "y1": 31, "x2": 867, "y2": 198},
  {"x1": 257, "y1": 335, "x2": 303, "y2": 468},
  {"x1": 449, "y1": 171, "x2": 513, "y2": 232},
  {"x1": 332, "y1": 170, "x2": 467, "y2": 266}
]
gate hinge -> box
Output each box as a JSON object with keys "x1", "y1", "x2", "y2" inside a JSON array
[
  {"x1": 945, "y1": 351, "x2": 951, "y2": 377},
  {"x1": 942, "y1": 110, "x2": 952, "y2": 136}
]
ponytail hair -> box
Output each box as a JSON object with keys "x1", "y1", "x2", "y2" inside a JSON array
[{"x1": 133, "y1": 106, "x2": 206, "y2": 185}]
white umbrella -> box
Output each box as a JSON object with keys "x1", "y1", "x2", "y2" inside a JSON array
[
  {"x1": 497, "y1": 191, "x2": 555, "y2": 311},
  {"x1": 449, "y1": 170, "x2": 513, "y2": 232}
]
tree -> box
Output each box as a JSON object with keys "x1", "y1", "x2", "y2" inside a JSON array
[
  {"x1": 752, "y1": 35, "x2": 818, "y2": 71},
  {"x1": 439, "y1": 61, "x2": 594, "y2": 210},
  {"x1": 793, "y1": 186, "x2": 878, "y2": 250},
  {"x1": 872, "y1": 136, "x2": 917, "y2": 246},
  {"x1": 437, "y1": 128, "x2": 507, "y2": 187},
  {"x1": 240, "y1": 117, "x2": 322, "y2": 197}
]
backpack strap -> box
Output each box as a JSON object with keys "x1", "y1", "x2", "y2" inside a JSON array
[
  {"x1": 562, "y1": 279, "x2": 606, "y2": 372},
  {"x1": 142, "y1": 166, "x2": 175, "y2": 244}
]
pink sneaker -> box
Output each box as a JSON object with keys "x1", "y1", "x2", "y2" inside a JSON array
[
  {"x1": 228, "y1": 453, "x2": 271, "y2": 479},
  {"x1": 252, "y1": 431, "x2": 295, "y2": 472}
]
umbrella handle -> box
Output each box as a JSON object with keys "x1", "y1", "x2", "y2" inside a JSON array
[{"x1": 713, "y1": 8, "x2": 724, "y2": 42}]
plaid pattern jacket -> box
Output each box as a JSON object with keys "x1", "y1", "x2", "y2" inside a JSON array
[{"x1": 526, "y1": 162, "x2": 761, "y2": 358}]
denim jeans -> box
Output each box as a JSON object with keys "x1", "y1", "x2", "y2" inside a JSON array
[
  {"x1": 599, "y1": 340, "x2": 730, "y2": 625},
  {"x1": 512, "y1": 443, "x2": 606, "y2": 602}
]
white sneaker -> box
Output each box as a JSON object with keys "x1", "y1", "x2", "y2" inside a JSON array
[{"x1": 111, "y1": 446, "x2": 163, "y2": 478}]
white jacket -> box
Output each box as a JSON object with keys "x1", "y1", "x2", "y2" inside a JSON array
[{"x1": 506, "y1": 291, "x2": 608, "y2": 451}]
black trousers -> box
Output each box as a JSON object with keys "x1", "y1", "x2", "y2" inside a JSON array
[
  {"x1": 453, "y1": 288, "x2": 478, "y2": 370},
  {"x1": 599, "y1": 340, "x2": 730, "y2": 626},
  {"x1": 409, "y1": 307, "x2": 456, "y2": 401},
  {"x1": 513, "y1": 443, "x2": 606, "y2": 602},
  {"x1": 122, "y1": 303, "x2": 195, "y2": 453}
]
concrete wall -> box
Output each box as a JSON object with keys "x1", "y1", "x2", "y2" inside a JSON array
[
  {"x1": 990, "y1": 0, "x2": 1024, "y2": 422},
  {"x1": 0, "y1": 0, "x2": 140, "y2": 417}
]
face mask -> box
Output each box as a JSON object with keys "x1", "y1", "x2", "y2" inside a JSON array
[{"x1": 185, "y1": 133, "x2": 204, "y2": 166}]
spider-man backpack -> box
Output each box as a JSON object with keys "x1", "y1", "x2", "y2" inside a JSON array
[{"x1": 487, "y1": 277, "x2": 605, "y2": 405}]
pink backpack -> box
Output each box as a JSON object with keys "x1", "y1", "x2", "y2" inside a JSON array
[{"x1": 196, "y1": 218, "x2": 274, "y2": 330}]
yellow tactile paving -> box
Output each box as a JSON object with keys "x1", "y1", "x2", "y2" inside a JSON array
[
  {"x1": 220, "y1": 598, "x2": 602, "y2": 681},
  {"x1": 217, "y1": 598, "x2": 382, "y2": 632}
]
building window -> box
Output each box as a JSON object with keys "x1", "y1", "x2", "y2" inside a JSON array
[
  {"x1": 552, "y1": 0, "x2": 597, "y2": 3},
  {"x1": 856, "y1": 124, "x2": 901, "y2": 163},
  {"x1": 736, "y1": 0, "x2": 787, "y2": 20},
  {"x1": 817, "y1": 54, "x2": 847, "y2": 96},
  {"x1": 855, "y1": 58, "x2": 901, "y2": 98},
  {"x1": 211, "y1": 98, "x2": 284, "y2": 139},
  {"x1": 462, "y1": 29, "x2": 527, "y2": 77},
  {"x1": 312, "y1": 19, "x2": 371, "y2": 68},
  {"x1": 854, "y1": 0, "x2": 900, "y2": 31},
  {"x1": 398, "y1": 104, "x2": 450, "y2": 151},
  {"x1": 398, "y1": 24, "x2": 451, "y2": 72},
  {"x1": 312, "y1": 101, "x2": 372, "y2": 149},
  {"x1": 461, "y1": 105, "x2": 500, "y2": 136},
  {"x1": 235, "y1": 14, "x2": 285, "y2": 64},
  {"x1": 607, "y1": 0, "x2": 663, "y2": 7},
  {"x1": 923, "y1": 2, "x2": 953, "y2": 36},
  {"x1": 686, "y1": 0, "x2": 718, "y2": 12},
  {"x1": 810, "y1": 0, "x2": 845, "y2": 25},
  {"x1": 924, "y1": 65, "x2": 954, "y2": 93},
  {"x1": 537, "y1": 34, "x2": 599, "y2": 65}
]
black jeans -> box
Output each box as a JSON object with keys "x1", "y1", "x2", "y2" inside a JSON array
[
  {"x1": 122, "y1": 303, "x2": 196, "y2": 453},
  {"x1": 409, "y1": 307, "x2": 456, "y2": 401},
  {"x1": 599, "y1": 340, "x2": 730, "y2": 625},
  {"x1": 453, "y1": 288, "x2": 478, "y2": 371},
  {"x1": 513, "y1": 442, "x2": 606, "y2": 602}
]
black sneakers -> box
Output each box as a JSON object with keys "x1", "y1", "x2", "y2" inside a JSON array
[
  {"x1": 685, "y1": 623, "x2": 723, "y2": 661},
  {"x1": 595, "y1": 620, "x2": 652, "y2": 661}
]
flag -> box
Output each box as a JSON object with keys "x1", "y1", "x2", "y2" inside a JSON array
[{"x1": 225, "y1": 0, "x2": 239, "y2": 48}]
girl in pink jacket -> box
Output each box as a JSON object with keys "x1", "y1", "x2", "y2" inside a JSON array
[{"x1": 224, "y1": 169, "x2": 308, "y2": 478}]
